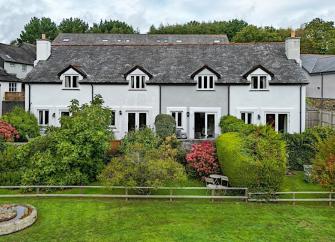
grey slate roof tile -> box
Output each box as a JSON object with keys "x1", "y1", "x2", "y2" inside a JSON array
[
  {"x1": 301, "y1": 54, "x2": 335, "y2": 74},
  {"x1": 0, "y1": 67, "x2": 21, "y2": 82},
  {"x1": 0, "y1": 43, "x2": 35, "y2": 65}
]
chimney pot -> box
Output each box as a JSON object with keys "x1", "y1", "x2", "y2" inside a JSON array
[
  {"x1": 41, "y1": 33, "x2": 46, "y2": 40},
  {"x1": 291, "y1": 30, "x2": 296, "y2": 38}
]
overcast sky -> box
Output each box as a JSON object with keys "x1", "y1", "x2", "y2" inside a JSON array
[{"x1": 0, "y1": 0, "x2": 335, "y2": 43}]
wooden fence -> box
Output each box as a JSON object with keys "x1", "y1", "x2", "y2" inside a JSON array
[
  {"x1": 0, "y1": 186, "x2": 334, "y2": 206},
  {"x1": 306, "y1": 110, "x2": 335, "y2": 128}
]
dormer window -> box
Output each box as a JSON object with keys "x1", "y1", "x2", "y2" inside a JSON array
[
  {"x1": 251, "y1": 75, "x2": 268, "y2": 90},
  {"x1": 130, "y1": 75, "x2": 146, "y2": 90},
  {"x1": 197, "y1": 75, "x2": 215, "y2": 90},
  {"x1": 64, "y1": 75, "x2": 79, "y2": 89}
]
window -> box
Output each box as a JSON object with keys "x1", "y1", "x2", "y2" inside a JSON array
[
  {"x1": 61, "y1": 111, "x2": 70, "y2": 117},
  {"x1": 38, "y1": 110, "x2": 49, "y2": 126},
  {"x1": 251, "y1": 75, "x2": 268, "y2": 90},
  {"x1": 111, "y1": 111, "x2": 116, "y2": 127},
  {"x1": 197, "y1": 75, "x2": 215, "y2": 90},
  {"x1": 130, "y1": 75, "x2": 146, "y2": 90},
  {"x1": 241, "y1": 112, "x2": 253, "y2": 124},
  {"x1": 9, "y1": 82, "x2": 17, "y2": 92},
  {"x1": 22, "y1": 65, "x2": 27, "y2": 72},
  {"x1": 266, "y1": 113, "x2": 288, "y2": 133},
  {"x1": 10, "y1": 63, "x2": 14, "y2": 67},
  {"x1": 64, "y1": 75, "x2": 79, "y2": 89},
  {"x1": 172, "y1": 111, "x2": 183, "y2": 128}
]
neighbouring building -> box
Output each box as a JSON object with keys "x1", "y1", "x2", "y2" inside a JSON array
[
  {"x1": 0, "y1": 43, "x2": 35, "y2": 115},
  {"x1": 302, "y1": 54, "x2": 335, "y2": 99},
  {"x1": 25, "y1": 33, "x2": 307, "y2": 139}
]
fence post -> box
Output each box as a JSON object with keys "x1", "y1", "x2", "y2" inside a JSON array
[
  {"x1": 169, "y1": 189, "x2": 173, "y2": 202},
  {"x1": 245, "y1": 188, "x2": 249, "y2": 203},
  {"x1": 36, "y1": 187, "x2": 39, "y2": 194},
  {"x1": 211, "y1": 189, "x2": 215, "y2": 202},
  {"x1": 125, "y1": 187, "x2": 128, "y2": 201},
  {"x1": 329, "y1": 190, "x2": 333, "y2": 207},
  {"x1": 292, "y1": 192, "x2": 296, "y2": 205}
]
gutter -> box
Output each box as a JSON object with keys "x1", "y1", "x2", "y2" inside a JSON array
[
  {"x1": 227, "y1": 85, "x2": 230, "y2": 115},
  {"x1": 91, "y1": 84, "x2": 94, "y2": 102},
  {"x1": 159, "y1": 85, "x2": 161, "y2": 114},
  {"x1": 321, "y1": 73, "x2": 324, "y2": 108},
  {"x1": 28, "y1": 84, "x2": 31, "y2": 112},
  {"x1": 299, "y1": 85, "x2": 302, "y2": 134}
]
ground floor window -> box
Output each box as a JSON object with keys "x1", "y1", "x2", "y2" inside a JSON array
[
  {"x1": 171, "y1": 111, "x2": 183, "y2": 128},
  {"x1": 38, "y1": 110, "x2": 49, "y2": 126},
  {"x1": 127, "y1": 112, "x2": 147, "y2": 131},
  {"x1": 60, "y1": 111, "x2": 70, "y2": 117},
  {"x1": 266, "y1": 113, "x2": 288, "y2": 133},
  {"x1": 194, "y1": 112, "x2": 215, "y2": 139},
  {"x1": 241, "y1": 112, "x2": 253, "y2": 124},
  {"x1": 110, "y1": 111, "x2": 116, "y2": 127}
]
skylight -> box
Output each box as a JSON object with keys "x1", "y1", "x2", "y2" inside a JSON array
[
  {"x1": 5, "y1": 54, "x2": 11, "y2": 59},
  {"x1": 63, "y1": 38, "x2": 69, "y2": 42}
]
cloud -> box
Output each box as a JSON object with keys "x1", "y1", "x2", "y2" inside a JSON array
[{"x1": 0, "y1": 0, "x2": 334, "y2": 43}]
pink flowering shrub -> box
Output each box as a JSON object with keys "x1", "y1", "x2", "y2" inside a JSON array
[
  {"x1": 186, "y1": 141, "x2": 220, "y2": 178},
  {"x1": 0, "y1": 120, "x2": 19, "y2": 141}
]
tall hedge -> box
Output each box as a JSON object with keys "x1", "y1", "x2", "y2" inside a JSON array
[
  {"x1": 219, "y1": 115, "x2": 255, "y2": 135},
  {"x1": 216, "y1": 126, "x2": 286, "y2": 192},
  {"x1": 155, "y1": 114, "x2": 176, "y2": 138}
]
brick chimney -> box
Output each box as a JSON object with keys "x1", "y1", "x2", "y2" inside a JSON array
[
  {"x1": 34, "y1": 34, "x2": 51, "y2": 66},
  {"x1": 285, "y1": 30, "x2": 301, "y2": 66}
]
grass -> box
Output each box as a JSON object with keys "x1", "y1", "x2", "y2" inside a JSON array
[
  {"x1": 281, "y1": 171, "x2": 327, "y2": 192},
  {"x1": 0, "y1": 198, "x2": 334, "y2": 242}
]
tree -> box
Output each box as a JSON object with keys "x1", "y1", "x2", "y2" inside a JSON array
[
  {"x1": 301, "y1": 18, "x2": 335, "y2": 54},
  {"x1": 58, "y1": 17, "x2": 89, "y2": 33},
  {"x1": 18, "y1": 17, "x2": 58, "y2": 44},
  {"x1": 89, "y1": 20, "x2": 137, "y2": 34},
  {"x1": 232, "y1": 25, "x2": 283, "y2": 42}
]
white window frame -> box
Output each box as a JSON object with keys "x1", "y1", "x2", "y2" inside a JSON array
[
  {"x1": 240, "y1": 112, "x2": 253, "y2": 124},
  {"x1": 110, "y1": 110, "x2": 116, "y2": 128},
  {"x1": 197, "y1": 75, "x2": 215, "y2": 91},
  {"x1": 129, "y1": 75, "x2": 146, "y2": 90},
  {"x1": 265, "y1": 112, "x2": 289, "y2": 133},
  {"x1": 38, "y1": 110, "x2": 49, "y2": 126},
  {"x1": 250, "y1": 75, "x2": 268, "y2": 90},
  {"x1": 171, "y1": 111, "x2": 183, "y2": 128},
  {"x1": 22, "y1": 65, "x2": 27, "y2": 72},
  {"x1": 8, "y1": 82, "x2": 17, "y2": 92},
  {"x1": 63, "y1": 75, "x2": 79, "y2": 89}
]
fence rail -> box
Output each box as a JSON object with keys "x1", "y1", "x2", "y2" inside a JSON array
[
  {"x1": 0, "y1": 186, "x2": 333, "y2": 206},
  {"x1": 306, "y1": 110, "x2": 335, "y2": 128}
]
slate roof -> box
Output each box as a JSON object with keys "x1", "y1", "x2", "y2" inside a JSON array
[
  {"x1": 53, "y1": 33, "x2": 229, "y2": 46},
  {"x1": 25, "y1": 35, "x2": 308, "y2": 85},
  {"x1": 301, "y1": 54, "x2": 335, "y2": 74},
  {"x1": 0, "y1": 43, "x2": 35, "y2": 65},
  {"x1": 0, "y1": 67, "x2": 21, "y2": 82}
]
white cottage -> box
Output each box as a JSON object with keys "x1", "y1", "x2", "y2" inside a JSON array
[{"x1": 24, "y1": 33, "x2": 307, "y2": 139}]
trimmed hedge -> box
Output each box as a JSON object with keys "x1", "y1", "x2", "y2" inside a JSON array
[
  {"x1": 219, "y1": 115, "x2": 255, "y2": 135},
  {"x1": 216, "y1": 126, "x2": 286, "y2": 192},
  {"x1": 155, "y1": 114, "x2": 176, "y2": 138}
]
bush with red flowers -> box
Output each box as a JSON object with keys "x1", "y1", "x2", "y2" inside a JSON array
[
  {"x1": 0, "y1": 120, "x2": 19, "y2": 141},
  {"x1": 186, "y1": 141, "x2": 220, "y2": 178}
]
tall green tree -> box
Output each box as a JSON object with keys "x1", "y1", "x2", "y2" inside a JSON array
[
  {"x1": 89, "y1": 20, "x2": 137, "y2": 34},
  {"x1": 18, "y1": 17, "x2": 58, "y2": 44},
  {"x1": 301, "y1": 18, "x2": 335, "y2": 54},
  {"x1": 58, "y1": 17, "x2": 89, "y2": 33},
  {"x1": 232, "y1": 25, "x2": 283, "y2": 42}
]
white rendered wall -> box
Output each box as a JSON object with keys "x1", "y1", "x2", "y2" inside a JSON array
[
  {"x1": 230, "y1": 84, "x2": 306, "y2": 133},
  {"x1": 4, "y1": 62, "x2": 33, "y2": 79}
]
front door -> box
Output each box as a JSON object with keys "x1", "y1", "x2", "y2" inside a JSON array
[
  {"x1": 194, "y1": 112, "x2": 215, "y2": 139},
  {"x1": 127, "y1": 112, "x2": 147, "y2": 132}
]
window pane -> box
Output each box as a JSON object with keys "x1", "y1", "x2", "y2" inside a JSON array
[
  {"x1": 61, "y1": 111, "x2": 70, "y2": 117},
  {"x1": 131, "y1": 76, "x2": 134, "y2": 88},
  {"x1": 139, "y1": 113, "x2": 147, "y2": 129},
  {"x1": 247, "y1": 113, "x2": 252, "y2": 124},
  {"x1": 141, "y1": 76, "x2": 145, "y2": 88},
  {"x1": 72, "y1": 76, "x2": 78, "y2": 88},
  {"x1": 278, "y1": 114, "x2": 288, "y2": 133},
  {"x1": 111, "y1": 111, "x2": 115, "y2": 126},
  {"x1": 252, "y1": 76, "x2": 258, "y2": 89},
  {"x1": 241, "y1": 113, "x2": 246, "y2": 122},
  {"x1": 172, "y1": 112, "x2": 176, "y2": 119},
  {"x1": 136, "y1": 76, "x2": 140, "y2": 88},
  {"x1": 266, "y1": 114, "x2": 275, "y2": 129},
  {"x1": 260, "y1": 76, "x2": 266, "y2": 89},
  {"x1": 209, "y1": 76, "x2": 214, "y2": 89},
  {"x1": 207, "y1": 114, "x2": 215, "y2": 138},
  {"x1": 39, "y1": 111, "x2": 43, "y2": 125},
  {"x1": 204, "y1": 76, "x2": 208, "y2": 89},
  {"x1": 198, "y1": 76, "x2": 202, "y2": 89},
  {"x1": 44, "y1": 111, "x2": 49, "y2": 125},
  {"x1": 65, "y1": 76, "x2": 71, "y2": 88},
  {"x1": 128, "y1": 113, "x2": 136, "y2": 131},
  {"x1": 177, "y1": 112, "x2": 182, "y2": 127}
]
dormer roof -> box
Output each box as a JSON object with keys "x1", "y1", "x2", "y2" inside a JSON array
[
  {"x1": 190, "y1": 65, "x2": 221, "y2": 79},
  {"x1": 57, "y1": 64, "x2": 87, "y2": 78},
  {"x1": 242, "y1": 65, "x2": 275, "y2": 79},
  {"x1": 123, "y1": 65, "x2": 153, "y2": 79}
]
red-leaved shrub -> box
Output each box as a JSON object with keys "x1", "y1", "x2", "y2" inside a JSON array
[
  {"x1": 186, "y1": 141, "x2": 220, "y2": 178},
  {"x1": 0, "y1": 120, "x2": 19, "y2": 141}
]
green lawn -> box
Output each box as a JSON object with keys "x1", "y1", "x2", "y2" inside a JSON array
[
  {"x1": 281, "y1": 171, "x2": 327, "y2": 192},
  {"x1": 0, "y1": 198, "x2": 334, "y2": 242}
]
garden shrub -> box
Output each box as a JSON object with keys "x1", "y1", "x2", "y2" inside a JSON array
[
  {"x1": 283, "y1": 126, "x2": 335, "y2": 170},
  {"x1": 20, "y1": 95, "x2": 113, "y2": 185},
  {"x1": 312, "y1": 135, "x2": 335, "y2": 187},
  {"x1": 216, "y1": 126, "x2": 286, "y2": 192},
  {"x1": 186, "y1": 141, "x2": 220, "y2": 178},
  {"x1": 155, "y1": 114, "x2": 176, "y2": 138},
  {"x1": 120, "y1": 127, "x2": 160, "y2": 155},
  {"x1": 0, "y1": 120, "x2": 19, "y2": 141},
  {"x1": 1, "y1": 107, "x2": 40, "y2": 141},
  {"x1": 0, "y1": 144, "x2": 25, "y2": 185},
  {"x1": 219, "y1": 115, "x2": 255, "y2": 134}
]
